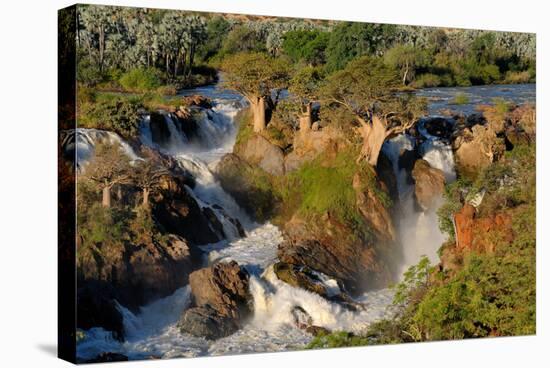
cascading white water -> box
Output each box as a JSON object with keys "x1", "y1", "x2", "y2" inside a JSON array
[
  {"x1": 62, "y1": 128, "x2": 141, "y2": 170},
  {"x1": 382, "y1": 119, "x2": 456, "y2": 276}
]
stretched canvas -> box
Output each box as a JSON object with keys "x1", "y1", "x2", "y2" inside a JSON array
[{"x1": 58, "y1": 3, "x2": 536, "y2": 363}]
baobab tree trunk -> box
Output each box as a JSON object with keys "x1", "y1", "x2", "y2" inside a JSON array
[
  {"x1": 250, "y1": 96, "x2": 267, "y2": 133},
  {"x1": 299, "y1": 102, "x2": 313, "y2": 133},
  {"x1": 102, "y1": 186, "x2": 112, "y2": 208},
  {"x1": 356, "y1": 114, "x2": 417, "y2": 166},
  {"x1": 403, "y1": 60, "x2": 410, "y2": 85},
  {"x1": 357, "y1": 115, "x2": 390, "y2": 167},
  {"x1": 142, "y1": 188, "x2": 150, "y2": 208}
]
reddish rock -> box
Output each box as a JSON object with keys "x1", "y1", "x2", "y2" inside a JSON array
[{"x1": 453, "y1": 204, "x2": 513, "y2": 254}]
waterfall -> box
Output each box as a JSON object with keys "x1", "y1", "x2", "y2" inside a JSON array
[
  {"x1": 382, "y1": 122, "x2": 456, "y2": 276},
  {"x1": 61, "y1": 128, "x2": 141, "y2": 171}
]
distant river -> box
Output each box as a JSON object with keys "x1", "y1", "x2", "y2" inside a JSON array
[{"x1": 415, "y1": 83, "x2": 536, "y2": 116}]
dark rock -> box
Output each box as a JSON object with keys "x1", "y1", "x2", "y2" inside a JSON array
[
  {"x1": 179, "y1": 261, "x2": 252, "y2": 340},
  {"x1": 77, "y1": 233, "x2": 200, "y2": 312},
  {"x1": 179, "y1": 305, "x2": 238, "y2": 340},
  {"x1": 153, "y1": 173, "x2": 223, "y2": 245},
  {"x1": 398, "y1": 149, "x2": 420, "y2": 187},
  {"x1": 202, "y1": 207, "x2": 225, "y2": 239},
  {"x1": 84, "y1": 352, "x2": 129, "y2": 363},
  {"x1": 274, "y1": 262, "x2": 331, "y2": 297},
  {"x1": 290, "y1": 306, "x2": 331, "y2": 336},
  {"x1": 189, "y1": 261, "x2": 251, "y2": 320},
  {"x1": 149, "y1": 112, "x2": 172, "y2": 147},
  {"x1": 420, "y1": 117, "x2": 455, "y2": 139},
  {"x1": 77, "y1": 281, "x2": 124, "y2": 341},
  {"x1": 376, "y1": 151, "x2": 398, "y2": 201}
]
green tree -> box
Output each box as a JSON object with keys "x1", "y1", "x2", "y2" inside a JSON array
[
  {"x1": 82, "y1": 143, "x2": 132, "y2": 208},
  {"x1": 289, "y1": 66, "x2": 325, "y2": 132},
  {"x1": 321, "y1": 56, "x2": 426, "y2": 166},
  {"x1": 384, "y1": 44, "x2": 428, "y2": 85},
  {"x1": 325, "y1": 22, "x2": 396, "y2": 72},
  {"x1": 131, "y1": 159, "x2": 168, "y2": 208},
  {"x1": 282, "y1": 30, "x2": 330, "y2": 66},
  {"x1": 198, "y1": 16, "x2": 231, "y2": 61},
  {"x1": 221, "y1": 52, "x2": 291, "y2": 132}
]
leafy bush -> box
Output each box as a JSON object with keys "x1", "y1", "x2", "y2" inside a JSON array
[
  {"x1": 504, "y1": 70, "x2": 531, "y2": 84},
  {"x1": 307, "y1": 331, "x2": 370, "y2": 349},
  {"x1": 119, "y1": 67, "x2": 162, "y2": 92},
  {"x1": 77, "y1": 58, "x2": 104, "y2": 86},
  {"x1": 451, "y1": 92, "x2": 470, "y2": 105},
  {"x1": 412, "y1": 73, "x2": 441, "y2": 88},
  {"x1": 282, "y1": 30, "x2": 330, "y2": 65},
  {"x1": 79, "y1": 97, "x2": 143, "y2": 139}
]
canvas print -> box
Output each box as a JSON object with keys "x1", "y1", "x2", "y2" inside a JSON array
[{"x1": 58, "y1": 4, "x2": 536, "y2": 363}]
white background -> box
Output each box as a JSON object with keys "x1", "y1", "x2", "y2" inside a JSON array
[{"x1": 0, "y1": 0, "x2": 547, "y2": 367}]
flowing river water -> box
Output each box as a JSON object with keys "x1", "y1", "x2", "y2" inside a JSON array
[{"x1": 75, "y1": 82, "x2": 535, "y2": 360}]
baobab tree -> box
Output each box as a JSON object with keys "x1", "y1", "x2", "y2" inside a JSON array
[
  {"x1": 82, "y1": 142, "x2": 132, "y2": 208},
  {"x1": 321, "y1": 55, "x2": 426, "y2": 166},
  {"x1": 221, "y1": 52, "x2": 291, "y2": 132},
  {"x1": 131, "y1": 159, "x2": 168, "y2": 208},
  {"x1": 288, "y1": 66, "x2": 324, "y2": 132}
]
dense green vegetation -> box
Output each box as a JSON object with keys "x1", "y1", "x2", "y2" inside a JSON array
[{"x1": 77, "y1": 4, "x2": 535, "y2": 99}]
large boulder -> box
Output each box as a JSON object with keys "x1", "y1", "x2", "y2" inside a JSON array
[
  {"x1": 179, "y1": 261, "x2": 252, "y2": 339},
  {"x1": 236, "y1": 134, "x2": 285, "y2": 175},
  {"x1": 78, "y1": 233, "x2": 199, "y2": 312},
  {"x1": 411, "y1": 159, "x2": 446, "y2": 211},
  {"x1": 189, "y1": 261, "x2": 251, "y2": 319},
  {"x1": 452, "y1": 110, "x2": 514, "y2": 179},
  {"x1": 153, "y1": 172, "x2": 224, "y2": 244},
  {"x1": 279, "y1": 213, "x2": 391, "y2": 294},
  {"x1": 215, "y1": 153, "x2": 277, "y2": 222},
  {"x1": 179, "y1": 305, "x2": 239, "y2": 340},
  {"x1": 453, "y1": 123, "x2": 505, "y2": 178},
  {"x1": 273, "y1": 262, "x2": 364, "y2": 311},
  {"x1": 77, "y1": 281, "x2": 124, "y2": 341}
]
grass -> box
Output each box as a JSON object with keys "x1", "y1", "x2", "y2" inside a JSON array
[{"x1": 451, "y1": 92, "x2": 470, "y2": 105}]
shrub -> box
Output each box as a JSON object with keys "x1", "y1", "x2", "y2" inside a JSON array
[
  {"x1": 412, "y1": 73, "x2": 441, "y2": 88},
  {"x1": 307, "y1": 331, "x2": 370, "y2": 349},
  {"x1": 504, "y1": 70, "x2": 531, "y2": 84},
  {"x1": 451, "y1": 92, "x2": 470, "y2": 105},
  {"x1": 119, "y1": 67, "x2": 162, "y2": 93},
  {"x1": 79, "y1": 97, "x2": 143, "y2": 139},
  {"x1": 77, "y1": 58, "x2": 104, "y2": 86}
]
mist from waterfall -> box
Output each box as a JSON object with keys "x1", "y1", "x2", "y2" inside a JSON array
[{"x1": 382, "y1": 121, "x2": 456, "y2": 277}]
